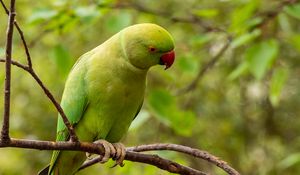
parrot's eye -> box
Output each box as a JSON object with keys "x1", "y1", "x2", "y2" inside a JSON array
[{"x1": 148, "y1": 46, "x2": 156, "y2": 52}]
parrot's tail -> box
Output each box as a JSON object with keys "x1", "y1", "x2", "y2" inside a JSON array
[{"x1": 38, "y1": 165, "x2": 50, "y2": 175}]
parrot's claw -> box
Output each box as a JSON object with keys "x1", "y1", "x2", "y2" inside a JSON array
[
  {"x1": 92, "y1": 139, "x2": 116, "y2": 164},
  {"x1": 111, "y1": 143, "x2": 126, "y2": 167},
  {"x1": 85, "y1": 152, "x2": 93, "y2": 160},
  {"x1": 87, "y1": 140, "x2": 126, "y2": 167}
]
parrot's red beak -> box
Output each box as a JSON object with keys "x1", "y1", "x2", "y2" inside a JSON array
[{"x1": 160, "y1": 50, "x2": 175, "y2": 70}]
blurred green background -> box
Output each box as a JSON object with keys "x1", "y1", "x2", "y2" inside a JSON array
[{"x1": 1, "y1": 0, "x2": 300, "y2": 174}]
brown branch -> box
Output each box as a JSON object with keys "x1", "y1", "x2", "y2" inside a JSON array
[
  {"x1": 0, "y1": 0, "x2": 31, "y2": 68},
  {"x1": 0, "y1": 58, "x2": 29, "y2": 70},
  {"x1": 0, "y1": 1, "x2": 78, "y2": 142},
  {"x1": 79, "y1": 143, "x2": 240, "y2": 175},
  {"x1": 127, "y1": 143, "x2": 240, "y2": 175},
  {"x1": 79, "y1": 152, "x2": 207, "y2": 175},
  {"x1": 1, "y1": 0, "x2": 16, "y2": 142},
  {"x1": 27, "y1": 69, "x2": 78, "y2": 142},
  {"x1": 0, "y1": 58, "x2": 78, "y2": 142},
  {"x1": 0, "y1": 138, "x2": 210, "y2": 175}
]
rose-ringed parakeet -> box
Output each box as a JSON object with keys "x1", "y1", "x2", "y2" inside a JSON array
[{"x1": 38, "y1": 23, "x2": 175, "y2": 175}]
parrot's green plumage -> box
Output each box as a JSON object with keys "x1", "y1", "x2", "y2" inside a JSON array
[{"x1": 39, "y1": 23, "x2": 175, "y2": 175}]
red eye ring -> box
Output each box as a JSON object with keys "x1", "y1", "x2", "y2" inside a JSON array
[{"x1": 149, "y1": 46, "x2": 156, "y2": 52}]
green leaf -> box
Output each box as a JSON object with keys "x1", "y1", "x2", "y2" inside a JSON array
[
  {"x1": 105, "y1": 12, "x2": 132, "y2": 33},
  {"x1": 28, "y1": 8, "x2": 58, "y2": 24},
  {"x1": 284, "y1": 3, "x2": 300, "y2": 20},
  {"x1": 289, "y1": 34, "x2": 300, "y2": 53},
  {"x1": 278, "y1": 153, "x2": 300, "y2": 170},
  {"x1": 74, "y1": 5, "x2": 100, "y2": 22},
  {"x1": 190, "y1": 33, "x2": 214, "y2": 48},
  {"x1": 228, "y1": 62, "x2": 249, "y2": 81},
  {"x1": 246, "y1": 39, "x2": 279, "y2": 80},
  {"x1": 147, "y1": 89, "x2": 196, "y2": 136},
  {"x1": 231, "y1": 29, "x2": 261, "y2": 48},
  {"x1": 230, "y1": 0, "x2": 259, "y2": 34},
  {"x1": 278, "y1": 13, "x2": 292, "y2": 33},
  {"x1": 269, "y1": 68, "x2": 288, "y2": 106},
  {"x1": 193, "y1": 9, "x2": 219, "y2": 18},
  {"x1": 177, "y1": 55, "x2": 198, "y2": 74},
  {"x1": 50, "y1": 44, "x2": 73, "y2": 78}
]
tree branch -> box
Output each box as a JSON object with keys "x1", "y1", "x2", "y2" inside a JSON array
[
  {"x1": 0, "y1": 58, "x2": 29, "y2": 70},
  {"x1": 79, "y1": 152, "x2": 207, "y2": 175},
  {"x1": 0, "y1": 138, "x2": 216, "y2": 175},
  {"x1": 0, "y1": 0, "x2": 31, "y2": 68},
  {"x1": 0, "y1": 58, "x2": 78, "y2": 142},
  {"x1": 0, "y1": 0, "x2": 78, "y2": 142},
  {"x1": 127, "y1": 144, "x2": 240, "y2": 175},
  {"x1": 1, "y1": 0, "x2": 16, "y2": 142}
]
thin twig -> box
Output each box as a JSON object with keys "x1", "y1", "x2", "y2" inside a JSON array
[
  {"x1": 1, "y1": 0, "x2": 16, "y2": 142},
  {"x1": 0, "y1": 0, "x2": 78, "y2": 142},
  {"x1": 0, "y1": 58, "x2": 78, "y2": 142},
  {"x1": 0, "y1": 0, "x2": 32, "y2": 68},
  {"x1": 28, "y1": 69, "x2": 79, "y2": 142},
  {"x1": 0, "y1": 58, "x2": 29, "y2": 70}
]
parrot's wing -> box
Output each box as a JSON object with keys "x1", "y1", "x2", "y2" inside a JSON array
[
  {"x1": 133, "y1": 101, "x2": 143, "y2": 121},
  {"x1": 48, "y1": 52, "x2": 91, "y2": 174}
]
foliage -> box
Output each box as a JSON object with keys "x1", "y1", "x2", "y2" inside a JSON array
[{"x1": 1, "y1": 0, "x2": 300, "y2": 174}]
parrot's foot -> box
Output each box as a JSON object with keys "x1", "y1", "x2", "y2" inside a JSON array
[
  {"x1": 86, "y1": 140, "x2": 126, "y2": 167},
  {"x1": 111, "y1": 143, "x2": 126, "y2": 167}
]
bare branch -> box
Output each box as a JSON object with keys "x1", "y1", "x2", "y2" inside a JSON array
[
  {"x1": 1, "y1": 0, "x2": 16, "y2": 142},
  {"x1": 79, "y1": 152, "x2": 207, "y2": 175},
  {"x1": 125, "y1": 151, "x2": 207, "y2": 175},
  {"x1": 127, "y1": 143, "x2": 240, "y2": 175},
  {"x1": 0, "y1": 58, "x2": 78, "y2": 142},
  {"x1": 27, "y1": 69, "x2": 79, "y2": 142},
  {"x1": 0, "y1": 0, "x2": 32, "y2": 68},
  {"x1": 0, "y1": 58, "x2": 29, "y2": 71},
  {"x1": 0, "y1": 138, "x2": 211, "y2": 175},
  {"x1": 0, "y1": 0, "x2": 78, "y2": 142}
]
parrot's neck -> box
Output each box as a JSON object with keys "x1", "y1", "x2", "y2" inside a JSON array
[
  {"x1": 117, "y1": 32, "x2": 149, "y2": 75},
  {"x1": 97, "y1": 32, "x2": 148, "y2": 79}
]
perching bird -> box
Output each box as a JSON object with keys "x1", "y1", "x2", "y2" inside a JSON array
[{"x1": 38, "y1": 23, "x2": 175, "y2": 175}]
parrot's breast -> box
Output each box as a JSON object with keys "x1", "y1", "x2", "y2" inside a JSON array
[{"x1": 80, "y1": 57, "x2": 147, "y2": 142}]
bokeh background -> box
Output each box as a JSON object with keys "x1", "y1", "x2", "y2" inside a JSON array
[{"x1": 1, "y1": 0, "x2": 300, "y2": 174}]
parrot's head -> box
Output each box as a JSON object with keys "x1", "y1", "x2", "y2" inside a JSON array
[{"x1": 121, "y1": 23, "x2": 175, "y2": 70}]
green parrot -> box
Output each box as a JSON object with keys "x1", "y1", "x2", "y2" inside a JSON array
[{"x1": 38, "y1": 23, "x2": 175, "y2": 175}]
